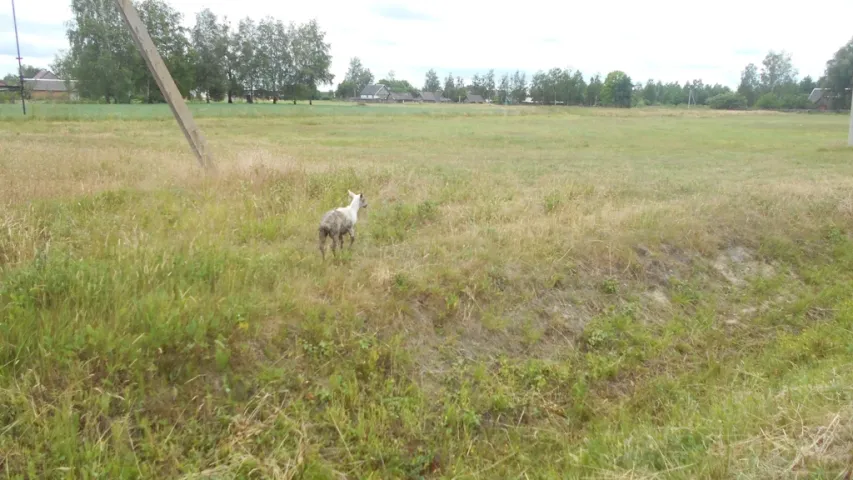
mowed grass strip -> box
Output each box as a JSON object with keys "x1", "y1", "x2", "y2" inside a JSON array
[{"x1": 1, "y1": 103, "x2": 852, "y2": 478}]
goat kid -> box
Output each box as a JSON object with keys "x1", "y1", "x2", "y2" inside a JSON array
[{"x1": 318, "y1": 190, "x2": 368, "y2": 260}]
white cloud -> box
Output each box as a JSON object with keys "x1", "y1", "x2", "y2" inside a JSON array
[{"x1": 1, "y1": 0, "x2": 851, "y2": 88}]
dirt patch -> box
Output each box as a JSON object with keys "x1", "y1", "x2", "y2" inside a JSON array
[
  {"x1": 633, "y1": 243, "x2": 695, "y2": 287},
  {"x1": 713, "y1": 246, "x2": 775, "y2": 287},
  {"x1": 645, "y1": 289, "x2": 671, "y2": 308}
]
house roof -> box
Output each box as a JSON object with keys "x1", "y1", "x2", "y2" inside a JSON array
[
  {"x1": 22, "y1": 70, "x2": 74, "y2": 92},
  {"x1": 808, "y1": 87, "x2": 852, "y2": 103},
  {"x1": 360, "y1": 84, "x2": 388, "y2": 96},
  {"x1": 33, "y1": 70, "x2": 58, "y2": 80},
  {"x1": 24, "y1": 78, "x2": 72, "y2": 92},
  {"x1": 420, "y1": 91, "x2": 439, "y2": 101},
  {"x1": 389, "y1": 91, "x2": 415, "y2": 100},
  {"x1": 808, "y1": 88, "x2": 825, "y2": 103},
  {"x1": 466, "y1": 94, "x2": 485, "y2": 103}
]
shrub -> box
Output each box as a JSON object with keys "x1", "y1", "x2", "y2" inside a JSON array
[
  {"x1": 755, "y1": 93, "x2": 782, "y2": 110},
  {"x1": 779, "y1": 93, "x2": 810, "y2": 109},
  {"x1": 0, "y1": 91, "x2": 20, "y2": 104},
  {"x1": 706, "y1": 93, "x2": 747, "y2": 110}
]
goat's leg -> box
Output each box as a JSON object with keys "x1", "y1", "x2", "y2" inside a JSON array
[
  {"x1": 330, "y1": 235, "x2": 338, "y2": 257},
  {"x1": 339, "y1": 233, "x2": 346, "y2": 251},
  {"x1": 348, "y1": 228, "x2": 355, "y2": 248},
  {"x1": 318, "y1": 230, "x2": 327, "y2": 260}
]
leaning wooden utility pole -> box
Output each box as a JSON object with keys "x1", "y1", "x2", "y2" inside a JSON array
[{"x1": 114, "y1": 0, "x2": 215, "y2": 171}]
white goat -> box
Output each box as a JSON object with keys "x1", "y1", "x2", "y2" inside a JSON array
[{"x1": 318, "y1": 190, "x2": 368, "y2": 260}]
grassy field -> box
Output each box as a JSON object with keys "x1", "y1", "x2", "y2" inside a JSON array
[{"x1": 1, "y1": 102, "x2": 853, "y2": 478}]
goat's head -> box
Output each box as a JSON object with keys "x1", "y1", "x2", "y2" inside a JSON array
[{"x1": 348, "y1": 190, "x2": 367, "y2": 209}]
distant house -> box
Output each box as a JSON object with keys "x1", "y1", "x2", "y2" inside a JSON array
[
  {"x1": 0, "y1": 79, "x2": 20, "y2": 93},
  {"x1": 464, "y1": 93, "x2": 485, "y2": 104},
  {"x1": 389, "y1": 91, "x2": 415, "y2": 103},
  {"x1": 359, "y1": 84, "x2": 390, "y2": 101},
  {"x1": 808, "y1": 88, "x2": 847, "y2": 110},
  {"x1": 420, "y1": 91, "x2": 441, "y2": 103},
  {"x1": 419, "y1": 91, "x2": 453, "y2": 103},
  {"x1": 23, "y1": 70, "x2": 76, "y2": 100}
]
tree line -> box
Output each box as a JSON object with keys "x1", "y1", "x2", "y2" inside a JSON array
[
  {"x1": 338, "y1": 58, "x2": 732, "y2": 108},
  {"x1": 337, "y1": 58, "x2": 738, "y2": 108},
  {"x1": 4, "y1": 3, "x2": 851, "y2": 111},
  {"x1": 45, "y1": 0, "x2": 333, "y2": 104},
  {"x1": 337, "y1": 59, "x2": 637, "y2": 107},
  {"x1": 336, "y1": 38, "x2": 853, "y2": 110},
  {"x1": 735, "y1": 44, "x2": 853, "y2": 110}
]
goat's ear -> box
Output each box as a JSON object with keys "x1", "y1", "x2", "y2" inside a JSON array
[{"x1": 348, "y1": 190, "x2": 356, "y2": 198}]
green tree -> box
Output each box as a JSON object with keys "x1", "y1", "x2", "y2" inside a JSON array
[
  {"x1": 423, "y1": 68, "x2": 440, "y2": 92},
  {"x1": 586, "y1": 74, "x2": 602, "y2": 105},
  {"x1": 222, "y1": 20, "x2": 242, "y2": 103},
  {"x1": 822, "y1": 37, "x2": 853, "y2": 109},
  {"x1": 642, "y1": 79, "x2": 657, "y2": 105},
  {"x1": 484, "y1": 69, "x2": 496, "y2": 101},
  {"x1": 256, "y1": 17, "x2": 291, "y2": 103},
  {"x1": 737, "y1": 63, "x2": 760, "y2": 107},
  {"x1": 799, "y1": 75, "x2": 816, "y2": 94},
  {"x1": 547, "y1": 68, "x2": 565, "y2": 104},
  {"x1": 707, "y1": 92, "x2": 747, "y2": 110},
  {"x1": 236, "y1": 18, "x2": 260, "y2": 102},
  {"x1": 705, "y1": 83, "x2": 731, "y2": 101},
  {"x1": 291, "y1": 19, "x2": 333, "y2": 105},
  {"x1": 529, "y1": 70, "x2": 548, "y2": 103},
  {"x1": 659, "y1": 82, "x2": 686, "y2": 105},
  {"x1": 59, "y1": 0, "x2": 136, "y2": 103},
  {"x1": 760, "y1": 50, "x2": 797, "y2": 94},
  {"x1": 2, "y1": 65, "x2": 42, "y2": 84},
  {"x1": 510, "y1": 70, "x2": 527, "y2": 104},
  {"x1": 468, "y1": 73, "x2": 484, "y2": 97},
  {"x1": 192, "y1": 8, "x2": 227, "y2": 102},
  {"x1": 600, "y1": 70, "x2": 632, "y2": 107},
  {"x1": 443, "y1": 73, "x2": 455, "y2": 100},
  {"x1": 133, "y1": 0, "x2": 193, "y2": 103},
  {"x1": 497, "y1": 72, "x2": 510, "y2": 104},
  {"x1": 568, "y1": 71, "x2": 586, "y2": 105},
  {"x1": 755, "y1": 92, "x2": 782, "y2": 109},
  {"x1": 377, "y1": 76, "x2": 418, "y2": 96},
  {"x1": 337, "y1": 57, "x2": 373, "y2": 99},
  {"x1": 455, "y1": 76, "x2": 465, "y2": 101}
]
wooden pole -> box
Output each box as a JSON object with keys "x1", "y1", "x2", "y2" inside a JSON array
[
  {"x1": 11, "y1": 0, "x2": 26, "y2": 115},
  {"x1": 848, "y1": 88, "x2": 853, "y2": 147},
  {"x1": 113, "y1": 0, "x2": 215, "y2": 171}
]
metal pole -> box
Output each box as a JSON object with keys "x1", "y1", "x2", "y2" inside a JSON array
[{"x1": 11, "y1": 0, "x2": 26, "y2": 115}]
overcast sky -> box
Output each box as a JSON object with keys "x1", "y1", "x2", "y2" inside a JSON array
[{"x1": 2, "y1": 0, "x2": 852, "y2": 90}]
